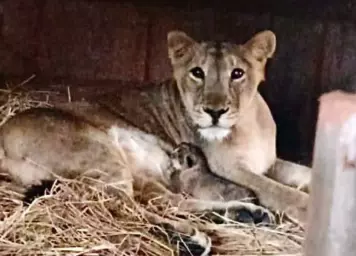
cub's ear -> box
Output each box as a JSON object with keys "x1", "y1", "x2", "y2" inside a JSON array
[
  {"x1": 167, "y1": 30, "x2": 197, "y2": 66},
  {"x1": 243, "y1": 30, "x2": 276, "y2": 61}
]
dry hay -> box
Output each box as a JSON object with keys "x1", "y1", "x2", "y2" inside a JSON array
[{"x1": 0, "y1": 77, "x2": 304, "y2": 255}]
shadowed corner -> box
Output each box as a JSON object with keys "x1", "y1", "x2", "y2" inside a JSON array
[
  {"x1": 22, "y1": 179, "x2": 58, "y2": 205},
  {"x1": 149, "y1": 223, "x2": 212, "y2": 256}
]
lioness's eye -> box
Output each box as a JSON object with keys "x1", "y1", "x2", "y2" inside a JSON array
[
  {"x1": 231, "y1": 68, "x2": 245, "y2": 80},
  {"x1": 186, "y1": 156, "x2": 194, "y2": 168},
  {"x1": 189, "y1": 67, "x2": 205, "y2": 80}
]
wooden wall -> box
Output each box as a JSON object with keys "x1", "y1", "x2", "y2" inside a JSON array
[{"x1": 1, "y1": 0, "x2": 356, "y2": 166}]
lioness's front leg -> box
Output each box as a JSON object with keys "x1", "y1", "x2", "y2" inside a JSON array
[{"x1": 210, "y1": 164, "x2": 309, "y2": 222}]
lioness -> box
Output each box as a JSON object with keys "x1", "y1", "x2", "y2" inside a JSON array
[
  {"x1": 57, "y1": 29, "x2": 309, "y2": 218},
  {"x1": 0, "y1": 30, "x2": 310, "y2": 254}
]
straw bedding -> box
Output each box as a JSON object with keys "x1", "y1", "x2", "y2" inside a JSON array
[{"x1": 0, "y1": 78, "x2": 304, "y2": 255}]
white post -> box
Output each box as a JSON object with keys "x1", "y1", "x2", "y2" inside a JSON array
[{"x1": 304, "y1": 91, "x2": 356, "y2": 256}]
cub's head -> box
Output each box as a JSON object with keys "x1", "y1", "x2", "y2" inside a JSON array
[
  {"x1": 170, "y1": 142, "x2": 208, "y2": 171},
  {"x1": 167, "y1": 30, "x2": 276, "y2": 141}
]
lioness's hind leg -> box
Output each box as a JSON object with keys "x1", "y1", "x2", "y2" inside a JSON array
[
  {"x1": 80, "y1": 162, "x2": 134, "y2": 198},
  {"x1": 0, "y1": 157, "x2": 52, "y2": 187},
  {"x1": 20, "y1": 164, "x2": 134, "y2": 205}
]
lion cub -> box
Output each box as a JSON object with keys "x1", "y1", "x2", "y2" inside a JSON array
[
  {"x1": 170, "y1": 142, "x2": 258, "y2": 203},
  {"x1": 169, "y1": 142, "x2": 272, "y2": 223}
]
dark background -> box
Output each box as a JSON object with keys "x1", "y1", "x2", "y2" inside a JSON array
[{"x1": 1, "y1": 0, "x2": 356, "y2": 166}]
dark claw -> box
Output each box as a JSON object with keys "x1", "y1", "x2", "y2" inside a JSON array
[
  {"x1": 23, "y1": 179, "x2": 57, "y2": 205},
  {"x1": 204, "y1": 207, "x2": 273, "y2": 225},
  {"x1": 234, "y1": 208, "x2": 255, "y2": 224},
  {"x1": 230, "y1": 207, "x2": 273, "y2": 225},
  {"x1": 251, "y1": 208, "x2": 272, "y2": 224}
]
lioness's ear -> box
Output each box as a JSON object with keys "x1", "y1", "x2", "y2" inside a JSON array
[
  {"x1": 167, "y1": 30, "x2": 197, "y2": 66},
  {"x1": 243, "y1": 30, "x2": 276, "y2": 61}
]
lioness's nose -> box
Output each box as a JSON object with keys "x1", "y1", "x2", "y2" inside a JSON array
[{"x1": 203, "y1": 107, "x2": 229, "y2": 124}]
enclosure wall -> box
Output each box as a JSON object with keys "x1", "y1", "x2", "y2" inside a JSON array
[{"x1": 1, "y1": 0, "x2": 356, "y2": 165}]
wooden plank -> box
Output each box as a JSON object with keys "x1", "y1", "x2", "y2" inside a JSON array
[
  {"x1": 37, "y1": 0, "x2": 148, "y2": 81},
  {"x1": 209, "y1": 12, "x2": 271, "y2": 44},
  {"x1": 304, "y1": 91, "x2": 356, "y2": 256},
  {"x1": 0, "y1": 0, "x2": 41, "y2": 76},
  {"x1": 123, "y1": 0, "x2": 356, "y2": 24},
  {"x1": 321, "y1": 22, "x2": 356, "y2": 93}
]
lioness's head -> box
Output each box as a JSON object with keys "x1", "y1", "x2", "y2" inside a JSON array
[{"x1": 167, "y1": 30, "x2": 276, "y2": 141}]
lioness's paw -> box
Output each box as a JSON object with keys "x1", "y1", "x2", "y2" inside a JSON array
[
  {"x1": 181, "y1": 228, "x2": 212, "y2": 256},
  {"x1": 227, "y1": 206, "x2": 273, "y2": 224},
  {"x1": 150, "y1": 224, "x2": 211, "y2": 256},
  {"x1": 208, "y1": 202, "x2": 274, "y2": 225},
  {"x1": 23, "y1": 179, "x2": 58, "y2": 205}
]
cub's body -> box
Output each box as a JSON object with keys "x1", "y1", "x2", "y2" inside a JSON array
[{"x1": 170, "y1": 142, "x2": 257, "y2": 203}]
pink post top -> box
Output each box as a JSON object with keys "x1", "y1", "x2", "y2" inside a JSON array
[{"x1": 304, "y1": 90, "x2": 356, "y2": 256}]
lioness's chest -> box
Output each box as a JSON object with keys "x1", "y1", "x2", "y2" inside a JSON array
[{"x1": 201, "y1": 139, "x2": 269, "y2": 177}]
